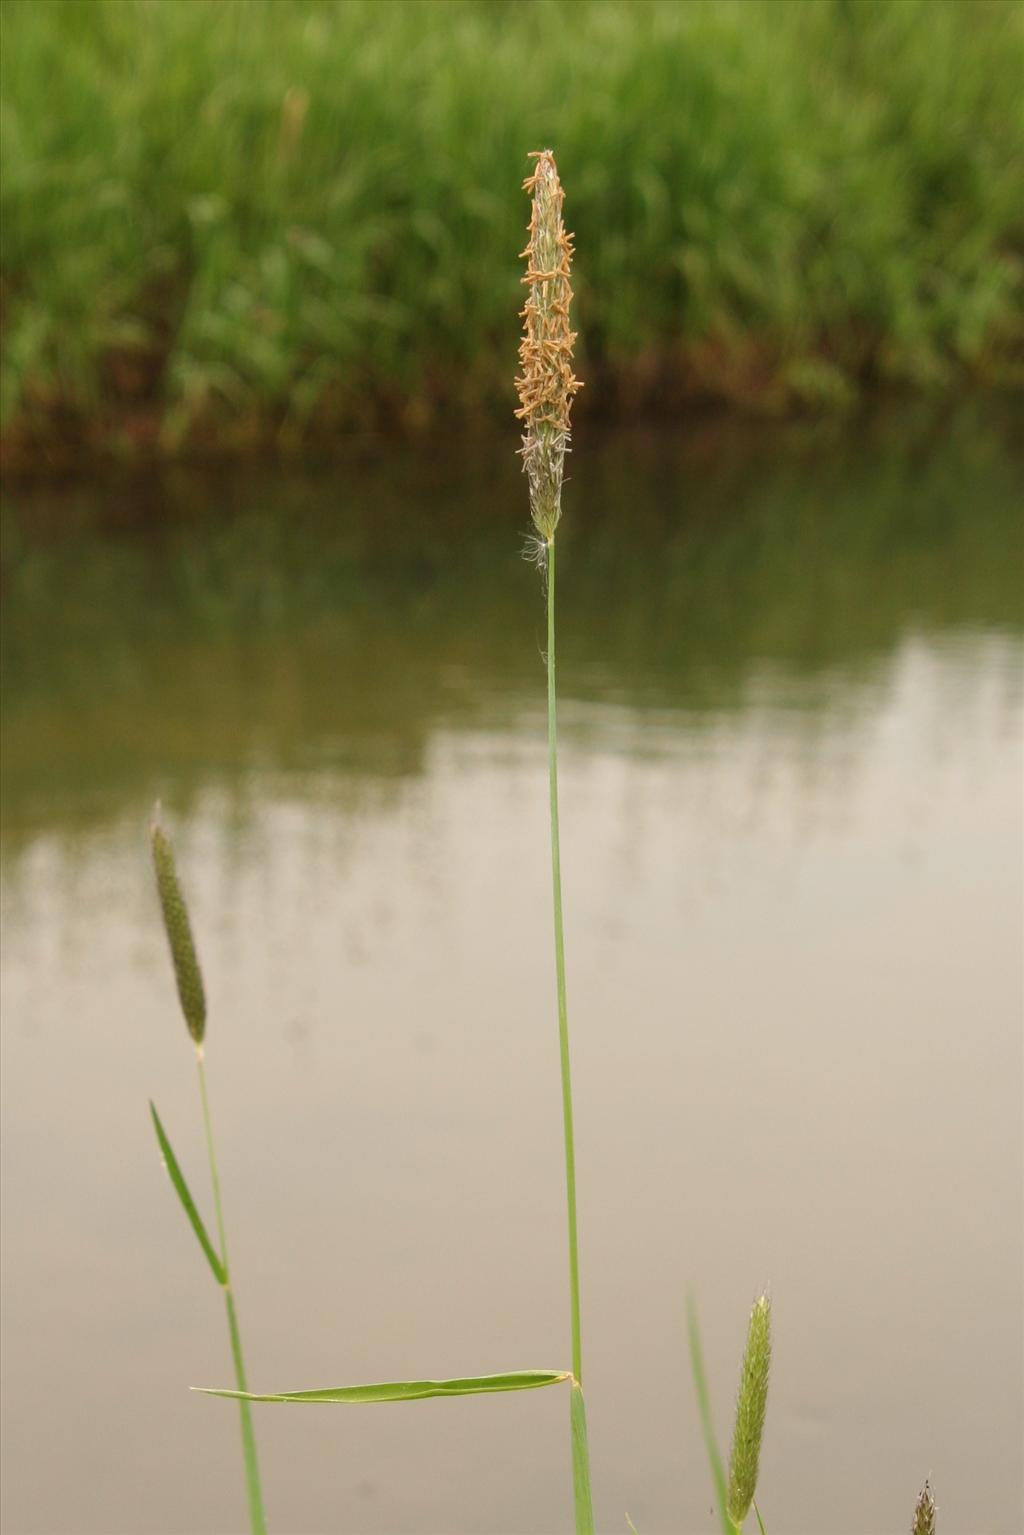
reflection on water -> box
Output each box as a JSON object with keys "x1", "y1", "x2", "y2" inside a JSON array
[{"x1": 1, "y1": 408, "x2": 1022, "y2": 1534}]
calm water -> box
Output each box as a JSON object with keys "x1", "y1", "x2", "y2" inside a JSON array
[{"x1": 2, "y1": 408, "x2": 1022, "y2": 1535}]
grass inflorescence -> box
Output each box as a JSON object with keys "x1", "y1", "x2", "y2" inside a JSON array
[
  {"x1": 151, "y1": 821, "x2": 206, "y2": 1044},
  {"x1": 726, "y1": 1296, "x2": 772, "y2": 1529},
  {"x1": 515, "y1": 150, "x2": 581, "y2": 545},
  {"x1": 3, "y1": 0, "x2": 1023, "y2": 464},
  {"x1": 912, "y1": 1480, "x2": 937, "y2": 1535}
]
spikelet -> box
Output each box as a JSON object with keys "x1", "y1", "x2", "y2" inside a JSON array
[
  {"x1": 911, "y1": 1480, "x2": 937, "y2": 1535},
  {"x1": 515, "y1": 149, "x2": 582, "y2": 543},
  {"x1": 151, "y1": 815, "x2": 207, "y2": 1046},
  {"x1": 727, "y1": 1294, "x2": 772, "y2": 1527}
]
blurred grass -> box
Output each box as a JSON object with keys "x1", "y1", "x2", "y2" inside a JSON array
[{"x1": 1, "y1": 0, "x2": 1022, "y2": 460}]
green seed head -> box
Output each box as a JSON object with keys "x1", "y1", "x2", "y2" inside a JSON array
[
  {"x1": 727, "y1": 1293, "x2": 772, "y2": 1527},
  {"x1": 515, "y1": 149, "x2": 582, "y2": 545},
  {"x1": 150, "y1": 817, "x2": 206, "y2": 1045},
  {"x1": 911, "y1": 1480, "x2": 936, "y2": 1535}
]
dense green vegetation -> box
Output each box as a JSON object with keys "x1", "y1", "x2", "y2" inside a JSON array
[{"x1": 2, "y1": 0, "x2": 1022, "y2": 460}]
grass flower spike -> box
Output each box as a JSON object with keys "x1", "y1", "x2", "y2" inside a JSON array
[
  {"x1": 727, "y1": 1294, "x2": 772, "y2": 1528},
  {"x1": 911, "y1": 1480, "x2": 936, "y2": 1535},
  {"x1": 151, "y1": 818, "x2": 206, "y2": 1045},
  {"x1": 517, "y1": 150, "x2": 592, "y2": 1532},
  {"x1": 515, "y1": 149, "x2": 582, "y2": 544}
]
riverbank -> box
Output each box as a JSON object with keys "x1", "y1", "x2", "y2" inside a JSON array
[{"x1": 2, "y1": 0, "x2": 1022, "y2": 474}]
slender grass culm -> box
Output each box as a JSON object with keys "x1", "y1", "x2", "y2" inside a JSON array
[
  {"x1": 514, "y1": 149, "x2": 591, "y2": 1532},
  {"x1": 149, "y1": 815, "x2": 267, "y2": 1535}
]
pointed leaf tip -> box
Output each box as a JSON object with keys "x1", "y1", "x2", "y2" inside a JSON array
[{"x1": 150, "y1": 1102, "x2": 225, "y2": 1285}]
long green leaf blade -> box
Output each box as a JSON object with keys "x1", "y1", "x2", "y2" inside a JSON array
[
  {"x1": 570, "y1": 1381, "x2": 595, "y2": 1534},
  {"x1": 687, "y1": 1296, "x2": 737, "y2": 1535},
  {"x1": 754, "y1": 1498, "x2": 768, "y2": 1535},
  {"x1": 194, "y1": 1369, "x2": 570, "y2": 1404},
  {"x1": 150, "y1": 1101, "x2": 226, "y2": 1286}
]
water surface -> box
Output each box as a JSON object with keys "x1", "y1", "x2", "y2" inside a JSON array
[{"x1": 2, "y1": 407, "x2": 1022, "y2": 1534}]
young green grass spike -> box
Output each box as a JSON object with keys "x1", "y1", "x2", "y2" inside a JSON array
[
  {"x1": 727, "y1": 1295, "x2": 772, "y2": 1528},
  {"x1": 151, "y1": 817, "x2": 206, "y2": 1044}
]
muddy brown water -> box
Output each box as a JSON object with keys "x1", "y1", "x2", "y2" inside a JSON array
[{"x1": 2, "y1": 408, "x2": 1021, "y2": 1534}]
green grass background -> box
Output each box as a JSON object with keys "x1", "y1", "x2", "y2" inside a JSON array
[{"x1": 2, "y1": 0, "x2": 1022, "y2": 453}]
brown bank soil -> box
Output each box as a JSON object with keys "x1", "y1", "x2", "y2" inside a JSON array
[{"x1": 2, "y1": 333, "x2": 1014, "y2": 483}]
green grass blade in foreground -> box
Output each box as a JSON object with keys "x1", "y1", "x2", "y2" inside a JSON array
[
  {"x1": 687, "y1": 1297, "x2": 738, "y2": 1535},
  {"x1": 193, "y1": 1058, "x2": 266, "y2": 1535},
  {"x1": 149, "y1": 1101, "x2": 226, "y2": 1285},
  {"x1": 570, "y1": 1382, "x2": 595, "y2": 1534},
  {"x1": 754, "y1": 1499, "x2": 768, "y2": 1535},
  {"x1": 194, "y1": 1370, "x2": 570, "y2": 1404}
]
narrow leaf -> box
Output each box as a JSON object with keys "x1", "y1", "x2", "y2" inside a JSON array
[
  {"x1": 570, "y1": 1383, "x2": 596, "y2": 1534},
  {"x1": 150, "y1": 1101, "x2": 225, "y2": 1286},
  {"x1": 753, "y1": 1499, "x2": 768, "y2": 1535},
  {"x1": 194, "y1": 1369, "x2": 570, "y2": 1404},
  {"x1": 687, "y1": 1296, "x2": 737, "y2": 1535}
]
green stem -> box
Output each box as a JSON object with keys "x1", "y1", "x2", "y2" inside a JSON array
[
  {"x1": 547, "y1": 538, "x2": 593, "y2": 1531},
  {"x1": 197, "y1": 1051, "x2": 267, "y2": 1535},
  {"x1": 546, "y1": 537, "x2": 582, "y2": 1386}
]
